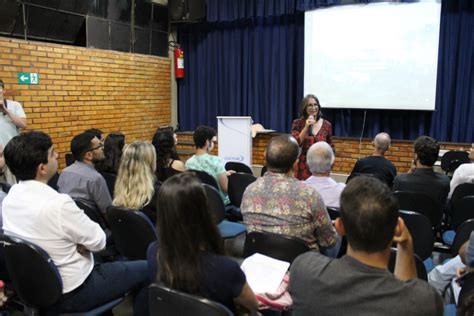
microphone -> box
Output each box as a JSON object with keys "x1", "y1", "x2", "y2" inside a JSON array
[{"x1": 308, "y1": 115, "x2": 314, "y2": 136}]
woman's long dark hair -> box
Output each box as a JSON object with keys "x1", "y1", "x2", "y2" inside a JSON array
[
  {"x1": 152, "y1": 129, "x2": 179, "y2": 181},
  {"x1": 96, "y1": 132, "x2": 125, "y2": 174},
  {"x1": 156, "y1": 172, "x2": 224, "y2": 294}
]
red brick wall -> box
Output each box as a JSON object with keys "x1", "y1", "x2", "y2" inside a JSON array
[{"x1": 0, "y1": 37, "x2": 171, "y2": 169}]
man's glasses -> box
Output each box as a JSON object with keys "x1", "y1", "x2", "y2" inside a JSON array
[{"x1": 86, "y1": 144, "x2": 103, "y2": 153}]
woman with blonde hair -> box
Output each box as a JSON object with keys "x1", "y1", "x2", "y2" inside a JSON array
[{"x1": 113, "y1": 140, "x2": 160, "y2": 223}]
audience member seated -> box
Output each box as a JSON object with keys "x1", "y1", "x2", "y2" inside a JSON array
[
  {"x1": 290, "y1": 176, "x2": 443, "y2": 315},
  {"x1": 241, "y1": 135, "x2": 337, "y2": 251},
  {"x1": 95, "y1": 132, "x2": 126, "y2": 197},
  {"x1": 2, "y1": 131, "x2": 148, "y2": 313},
  {"x1": 185, "y1": 126, "x2": 234, "y2": 205},
  {"x1": 428, "y1": 231, "x2": 474, "y2": 298},
  {"x1": 152, "y1": 127, "x2": 185, "y2": 182},
  {"x1": 0, "y1": 144, "x2": 5, "y2": 183},
  {"x1": 448, "y1": 144, "x2": 474, "y2": 199},
  {"x1": 349, "y1": 132, "x2": 397, "y2": 187},
  {"x1": 393, "y1": 136, "x2": 450, "y2": 207},
  {"x1": 304, "y1": 141, "x2": 345, "y2": 208},
  {"x1": 58, "y1": 132, "x2": 112, "y2": 216},
  {"x1": 147, "y1": 173, "x2": 258, "y2": 314},
  {"x1": 113, "y1": 141, "x2": 160, "y2": 224},
  {"x1": 95, "y1": 132, "x2": 125, "y2": 175}
]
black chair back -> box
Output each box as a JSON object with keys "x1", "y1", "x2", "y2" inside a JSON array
[
  {"x1": 326, "y1": 206, "x2": 340, "y2": 220},
  {"x1": 74, "y1": 198, "x2": 108, "y2": 230},
  {"x1": 0, "y1": 234, "x2": 62, "y2": 308},
  {"x1": 203, "y1": 184, "x2": 226, "y2": 224},
  {"x1": 394, "y1": 191, "x2": 443, "y2": 227},
  {"x1": 388, "y1": 248, "x2": 427, "y2": 281},
  {"x1": 0, "y1": 182, "x2": 11, "y2": 194},
  {"x1": 451, "y1": 183, "x2": 474, "y2": 204},
  {"x1": 260, "y1": 165, "x2": 267, "y2": 177},
  {"x1": 451, "y1": 219, "x2": 474, "y2": 257},
  {"x1": 458, "y1": 272, "x2": 474, "y2": 312},
  {"x1": 450, "y1": 196, "x2": 474, "y2": 230},
  {"x1": 440, "y1": 150, "x2": 470, "y2": 174},
  {"x1": 225, "y1": 162, "x2": 253, "y2": 175},
  {"x1": 190, "y1": 170, "x2": 220, "y2": 191},
  {"x1": 243, "y1": 231, "x2": 310, "y2": 264},
  {"x1": 107, "y1": 206, "x2": 158, "y2": 260},
  {"x1": 148, "y1": 283, "x2": 232, "y2": 316},
  {"x1": 227, "y1": 173, "x2": 257, "y2": 208},
  {"x1": 399, "y1": 210, "x2": 435, "y2": 261}
]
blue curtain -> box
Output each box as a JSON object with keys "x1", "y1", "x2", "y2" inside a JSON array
[{"x1": 178, "y1": 0, "x2": 474, "y2": 143}]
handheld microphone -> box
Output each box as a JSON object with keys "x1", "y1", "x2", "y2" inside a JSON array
[{"x1": 308, "y1": 115, "x2": 314, "y2": 136}]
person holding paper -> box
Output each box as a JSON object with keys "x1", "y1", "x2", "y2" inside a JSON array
[
  {"x1": 147, "y1": 173, "x2": 258, "y2": 314},
  {"x1": 291, "y1": 94, "x2": 333, "y2": 180},
  {"x1": 290, "y1": 176, "x2": 443, "y2": 315}
]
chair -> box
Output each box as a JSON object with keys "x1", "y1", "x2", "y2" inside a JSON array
[
  {"x1": 0, "y1": 234, "x2": 123, "y2": 315},
  {"x1": 190, "y1": 170, "x2": 220, "y2": 191},
  {"x1": 387, "y1": 248, "x2": 427, "y2": 281},
  {"x1": 107, "y1": 206, "x2": 158, "y2": 260},
  {"x1": 73, "y1": 198, "x2": 108, "y2": 230},
  {"x1": 227, "y1": 172, "x2": 257, "y2": 208},
  {"x1": 326, "y1": 206, "x2": 340, "y2": 220},
  {"x1": 458, "y1": 272, "x2": 474, "y2": 313},
  {"x1": 399, "y1": 210, "x2": 434, "y2": 261},
  {"x1": 451, "y1": 183, "x2": 474, "y2": 204},
  {"x1": 450, "y1": 219, "x2": 474, "y2": 257},
  {"x1": 449, "y1": 196, "x2": 474, "y2": 231},
  {"x1": 225, "y1": 161, "x2": 253, "y2": 175},
  {"x1": 394, "y1": 191, "x2": 443, "y2": 227},
  {"x1": 47, "y1": 172, "x2": 60, "y2": 191},
  {"x1": 440, "y1": 150, "x2": 470, "y2": 175},
  {"x1": 148, "y1": 283, "x2": 232, "y2": 316},
  {"x1": 260, "y1": 165, "x2": 267, "y2": 177},
  {"x1": 203, "y1": 184, "x2": 246, "y2": 239},
  {"x1": 243, "y1": 231, "x2": 310, "y2": 264},
  {"x1": 0, "y1": 182, "x2": 11, "y2": 194}
]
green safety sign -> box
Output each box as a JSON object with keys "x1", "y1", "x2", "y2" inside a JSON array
[{"x1": 17, "y1": 72, "x2": 39, "y2": 85}]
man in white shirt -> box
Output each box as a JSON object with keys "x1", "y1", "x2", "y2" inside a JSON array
[
  {"x1": 2, "y1": 131, "x2": 148, "y2": 313},
  {"x1": 0, "y1": 79, "x2": 27, "y2": 185},
  {"x1": 304, "y1": 141, "x2": 345, "y2": 208},
  {"x1": 448, "y1": 144, "x2": 474, "y2": 198}
]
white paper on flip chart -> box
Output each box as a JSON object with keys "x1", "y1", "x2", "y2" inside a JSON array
[{"x1": 240, "y1": 253, "x2": 290, "y2": 294}]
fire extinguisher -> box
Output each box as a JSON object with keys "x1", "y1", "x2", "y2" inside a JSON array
[{"x1": 174, "y1": 47, "x2": 184, "y2": 79}]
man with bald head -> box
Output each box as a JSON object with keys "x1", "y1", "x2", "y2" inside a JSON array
[
  {"x1": 349, "y1": 132, "x2": 397, "y2": 187},
  {"x1": 241, "y1": 135, "x2": 337, "y2": 251}
]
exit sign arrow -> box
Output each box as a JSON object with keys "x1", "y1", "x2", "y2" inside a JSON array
[{"x1": 17, "y1": 72, "x2": 39, "y2": 85}]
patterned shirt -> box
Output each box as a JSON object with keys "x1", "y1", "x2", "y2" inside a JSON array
[{"x1": 241, "y1": 172, "x2": 337, "y2": 251}]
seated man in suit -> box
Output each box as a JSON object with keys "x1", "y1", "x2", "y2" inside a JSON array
[
  {"x1": 241, "y1": 134, "x2": 337, "y2": 251},
  {"x1": 58, "y1": 131, "x2": 112, "y2": 216},
  {"x1": 2, "y1": 131, "x2": 148, "y2": 313},
  {"x1": 393, "y1": 135, "x2": 450, "y2": 208},
  {"x1": 290, "y1": 176, "x2": 443, "y2": 315},
  {"x1": 349, "y1": 132, "x2": 397, "y2": 187}
]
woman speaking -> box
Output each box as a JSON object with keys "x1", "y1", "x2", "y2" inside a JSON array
[{"x1": 291, "y1": 94, "x2": 334, "y2": 180}]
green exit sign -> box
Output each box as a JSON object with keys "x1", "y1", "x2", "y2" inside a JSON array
[{"x1": 17, "y1": 72, "x2": 39, "y2": 85}]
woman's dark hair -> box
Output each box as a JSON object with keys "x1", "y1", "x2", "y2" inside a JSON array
[
  {"x1": 299, "y1": 94, "x2": 321, "y2": 120},
  {"x1": 4, "y1": 131, "x2": 52, "y2": 181},
  {"x1": 95, "y1": 132, "x2": 125, "y2": 174},
  {"x1": 156, "y1": 172, "x2": 224, "y2": 294},
  {"x1": 152, "y1": 129, "x2": 178, "y2": 181}
]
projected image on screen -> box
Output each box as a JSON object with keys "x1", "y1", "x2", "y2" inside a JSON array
[{"x1": 304, "y1": 0, "x2": 441, "y2": 110}]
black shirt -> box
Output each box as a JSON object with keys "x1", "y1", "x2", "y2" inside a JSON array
[{"x1": 350, "y1": 156, "x2": 397, "y2": 187}]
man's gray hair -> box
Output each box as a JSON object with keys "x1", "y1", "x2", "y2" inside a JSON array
[
  {"x1": 374, "y1": 132, "x2": 391, "y2": 152},
  {"x1": 307, "y1": 141, "x2": 334, "y2": 174}
]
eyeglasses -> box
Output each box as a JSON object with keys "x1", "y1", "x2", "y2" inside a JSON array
[
  {"x1": 307, "y1": 104, "x2": 318, "y2": 108},
  {"x1": 86, "y1": 144, "x2": 103, "y2": 153}
]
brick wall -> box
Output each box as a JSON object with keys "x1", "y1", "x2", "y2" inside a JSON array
[
  {"x1": 0, "y1": 37, "x2": 171, "y2": 169},
  {"x1": 177, "y1": 132, "x2": 471, "y2": 175}
]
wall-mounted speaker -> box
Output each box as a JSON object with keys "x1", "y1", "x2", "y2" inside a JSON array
[{"x1": 169, "y1": 0, "x2": 206, "y2": 22}]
